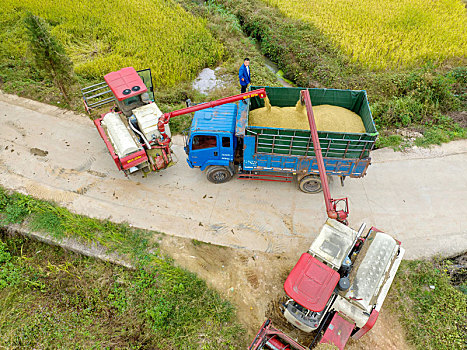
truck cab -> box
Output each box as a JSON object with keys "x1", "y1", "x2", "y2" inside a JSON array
[{"x1": 185, "y1": 103, "x2": 237, "y2": 182}]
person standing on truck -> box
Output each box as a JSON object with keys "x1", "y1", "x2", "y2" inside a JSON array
[{"x1": 239, "y1": 58, "x2": 251, "y2": 94}]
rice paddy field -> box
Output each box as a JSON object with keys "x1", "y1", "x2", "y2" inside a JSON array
[
  {"x1": 0, "y1": 0, "x2": 223, "y2": 86},
  {"x1": 264, "y1": 0, "x2": 467, "y2": 69}
]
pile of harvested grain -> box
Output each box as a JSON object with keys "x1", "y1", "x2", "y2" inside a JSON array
[{"x1": 249, "y1": 98, "x2": 365, "y2": 133}]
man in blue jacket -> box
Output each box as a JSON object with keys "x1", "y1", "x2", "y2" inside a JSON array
[{"x1": 239, "y1": 58, "x2": 251, "y2": 94}]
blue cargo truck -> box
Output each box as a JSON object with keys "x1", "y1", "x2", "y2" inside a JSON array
[{"x1": 184, "y1": 86, "x2": 378, "y2": 193}]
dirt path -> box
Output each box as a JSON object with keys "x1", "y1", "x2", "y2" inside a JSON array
[{"x1": 2, "y1": 92, "x2": 465, "y2": 348}]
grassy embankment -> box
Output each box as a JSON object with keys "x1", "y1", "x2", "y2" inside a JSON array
[
  {"x1": 1, "y1": 186, "x2": 466, "y2": 349},
  {"x1": 388, "y1": 258, "x2": 466, "y2": 350},
  {"x1": 201, "y1": 0, "x2": 467, "y2": 148},
  {"x1": 0, "y1": 187, "x2": 245, "y2": 349}
]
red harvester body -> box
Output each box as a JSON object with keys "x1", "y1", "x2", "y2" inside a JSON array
[{"x1": 86, "y1": 67, "x2": 266, "y2": 176}]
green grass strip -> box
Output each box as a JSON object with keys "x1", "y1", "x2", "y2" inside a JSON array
[
  {"x1": 0, "y1": 187, "x2": 244, "y2": 349},
  {"x1": 389, "y1": 260, "x2": 467, "y2": 350}
]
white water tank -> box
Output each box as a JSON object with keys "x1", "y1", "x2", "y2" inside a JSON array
[{"x1": 102, "y1": 112, "x2": 141, "y2": 158}]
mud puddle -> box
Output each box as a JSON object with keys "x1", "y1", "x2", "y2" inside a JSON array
[{"x1": 30, "y1": 148, "x2": 48, "y2": 157}]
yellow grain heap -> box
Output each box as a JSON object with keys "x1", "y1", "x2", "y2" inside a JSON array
[{"x1": 249, "y1": 97, "x2": 365, "y2": 133}]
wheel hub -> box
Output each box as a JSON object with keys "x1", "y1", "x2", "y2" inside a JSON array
[
  {"x1": 304, "y1": 180, "x2": 320, "y2": 192},
  {"x1": 213, "y1": 171, "x2": 227, "y2": 181}
]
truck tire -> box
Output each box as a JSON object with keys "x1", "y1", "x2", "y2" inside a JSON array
[
  {"x1": 206, "y1": 166, "x2": 232, "y2": 184},
  {"x1": 299, "y1": 175, "x2": 322, "y2": 194}
]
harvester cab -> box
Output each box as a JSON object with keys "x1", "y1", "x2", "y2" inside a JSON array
[
  {"x1": 104, "y1": 67, "x2": 151, "y2": 117},
  {"x1": 82, "y1": 67, "x2": 155, "y2": 114}
]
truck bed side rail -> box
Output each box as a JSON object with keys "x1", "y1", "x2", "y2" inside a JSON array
[
  {"x1": 251, "y1": 153, "x2": 371, "y2": 178},
  {"x1": 247, "y1": 128, "x2": 375, "y2": 159}
]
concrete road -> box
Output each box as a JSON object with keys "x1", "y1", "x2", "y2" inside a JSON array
[{"x1": 0, "y1": 92, "x2": 466, "y2": 259}]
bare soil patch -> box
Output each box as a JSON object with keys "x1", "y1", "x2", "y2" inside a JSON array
[{"x1": 447, "y1": 111, "x2": 467, "y2": 128}]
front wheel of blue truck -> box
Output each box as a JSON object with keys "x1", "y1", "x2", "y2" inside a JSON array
[
  {"x1": 298, "y1": 175, "x2": 322, "y2": 194},
  {"x1": 206, "y1": 166, "x2": 233, "y2": 184}
]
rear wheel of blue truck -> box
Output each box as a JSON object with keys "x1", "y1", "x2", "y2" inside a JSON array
[
  {"x1": 206, "y1": 166, "x2": 232, "y2": 184},
  {"x1": 299, "y1": 175, "x2": 322, "y2": 193}
]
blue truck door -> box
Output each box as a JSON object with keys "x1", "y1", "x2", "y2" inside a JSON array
[
  {"x1": 189, "y1": 134, "x2": 220, "y2": 167},
  {"x1": 220, "y1": 135, "x2": 234, "y2": 162}
]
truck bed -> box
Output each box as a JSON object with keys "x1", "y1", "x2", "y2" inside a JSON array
[{"x1": 243, "y1": 86, "x2": 377, "y2": 160}]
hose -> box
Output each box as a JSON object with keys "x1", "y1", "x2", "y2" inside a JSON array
[{"x1": 128, "y1": 116, "x2": 151, "y2": 149}]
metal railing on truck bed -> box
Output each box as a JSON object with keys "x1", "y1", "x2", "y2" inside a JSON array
[
  {"x1": 248, "y1": 86, "x2": 378, "y2": 159},
  {"x1": 246, "y1": 128, "x2": 375, "y2": 159}
]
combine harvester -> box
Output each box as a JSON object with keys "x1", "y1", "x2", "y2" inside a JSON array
[
  {"x1": 249, "y1": 90, "x2": 404, "y2": 349},
  {"x1": 82, "y1": 67, "x2": 377, "y2": 193},
  {"x1": 82, "y1": 67, "x2": 267, "y2": 176}
]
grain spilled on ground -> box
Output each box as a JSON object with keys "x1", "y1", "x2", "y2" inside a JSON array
[
  {"x1": 249, "y1": 98, "x2": 365, "y2": 133},
  {"x1": 25, "y1": 183, "x2": 78, "y2": 203}
]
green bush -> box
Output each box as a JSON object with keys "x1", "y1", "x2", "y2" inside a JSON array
[
  {"x1": 396, "y1": 70, "x2": 459, "y2": 111},
  {"x1": 374, "y1": 134, "x2": 404, "y2": 150},
  {"x1": 0, "y1": 241, "x2": 22, "y2": 289},
  {"x1": 370, "y1": 68, "x2": 464, "y2": 132},
  {"x1": 373, "y1": 96, "x2": 425, "y2": 127},
  {"x1": 0, "y1": 193, "x2": 46, "y2": 225},
  {"x1": 0, "y1": 188, "x2": 10, "y2": 211},
  {"x1": 390, "y1": 260, "x2": 467, "y2": 350}
]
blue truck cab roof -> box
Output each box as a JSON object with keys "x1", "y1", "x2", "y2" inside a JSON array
[{"x1": 190, "y1": 103, "x2": 238, "y2": 134}]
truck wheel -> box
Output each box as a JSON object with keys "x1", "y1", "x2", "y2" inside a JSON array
[
  {"x1": 299, "y1": 175, "x2": 322, "y2": 194},
  {"x1": 206, "y1": 166, "x2": 232, "y2": 184}
]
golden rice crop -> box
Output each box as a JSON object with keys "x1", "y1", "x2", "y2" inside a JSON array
[
  {"x1": 0, "y1": 0, "x2": 223, "y2": 86},
  {"x1": 264, "y1": 0, "x2": 467, "y2": 69}
]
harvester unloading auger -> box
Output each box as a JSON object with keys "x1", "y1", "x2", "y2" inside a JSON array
[{"x1": 249, "y1": 90, "x2": 404, "y2": 350}]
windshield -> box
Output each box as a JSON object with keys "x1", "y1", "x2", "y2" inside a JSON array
[{"x1": 123, "y1": 96, "x2": 141, "y2": 106}]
